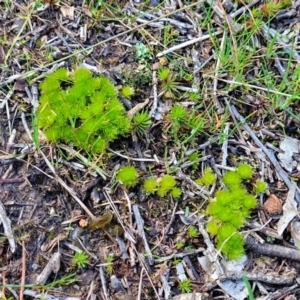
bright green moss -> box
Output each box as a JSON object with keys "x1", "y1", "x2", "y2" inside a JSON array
[
  {"x1": 143, "y1": 174, "x2": 181, "y2": 198},
  {"x1": 217, "y1": 233, "x2": 245, "y2": 260},
  {"x1": 206, "y1": 164, "x2": 263, "y2": 260},
  {"x1": 223, "y1": 171, "x2": 242, "y2": 189},
  {"x1": 243, "y1": 194, "x2": 257, "y2": 209},
  {"x1": 116, "y1": 166, "x2": 139, "y2": 188},
  {"x1": 237, "y1": 164, "x2": 253, "y2": 180},
  {"x1": 143, "y1": 178, "x2": 157, "y2": 194},
  {"x1": 215, "y1": 190, "x2": 232, "y2": 205},
  {"x1": 37, "y1": 68, "x2": 131, "y2": 154},
  {"x1": 171, "y1": 187, "x2": 182, "y2": 198},
  {"x1": 196, "y1": 168, "x2": 216, "y2": 187},
  {"x1": 207, "y1": 220, "x2": 219, "y2": 236},
  {"x1": 206, "y1": 201, "x2": 222, "y2": 216},
  {"x1": 255, "y1": 180, "x2": 268, "y2": 194}
]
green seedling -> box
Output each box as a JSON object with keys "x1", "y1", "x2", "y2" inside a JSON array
[
  {"x1": 105, "y1": 255, "x2": 114, "y2": 275},
  {"x1": 187, "y1": 226, "x2": 199, "y2": 238},
  {"x1": 132, "y1": 111, "x2": 151, "y2": 136},
  {"x1": 121, "y1": 85, "x2": 134, "y2": 99},
  {"x1": 157, "y1": 67, "x2": 179, "y2": 98},
  {"x1": 37, "y1": 68, "x2": 131, "y2": 154},
  {"x1": 175, "y1": 241, "x2": 185, "y2": 250},
  {"x1": 178, "y1": 278, "x2": 192, "y2": 293},
  {"x1": 73, "y1": 252, "x2": 89, "y2": 268}
]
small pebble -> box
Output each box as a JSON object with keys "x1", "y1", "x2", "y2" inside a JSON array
[{"x1": 263, "y1": 194, "x2": 283, "y2": 215}]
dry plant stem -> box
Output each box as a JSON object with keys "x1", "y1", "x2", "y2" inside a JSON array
[
  {"x1": 198, "y1": 220, "x2": 225, "y2": 278},
  {"x1": 108, "y1": 148, "x2": 157, "y2": 162},
  {"x1": 221, "y1": 123, "x2": 230, "y2": 166},
  {"x1": 127, "y1": 98, "x2": 150, "y2": 120},
  {"x1": 204, "y1": 75, "x2": 300, "y2": 100},
  {"x1": 116, "y1": 236, "x2": 129, "y2": 260},
  {"x1": 223, "y1": 270, "x2": 295, "y2": 285},
  {"x1": 176, "y1": 169, "x2": 209, "y2": 198},
  {"x1": 1, "y1": 2, "x2": 203, "y2": 87},
  {"x1": 246, "y1": 220, "x2": 282, "y2": 240},
  {"x1": 259, "y1": 284, "x2": 299, "y2": 300},
  {"x1": 99, "y1": 266, "x2": 109, "y2": 300},
  {"x1": 0, "y1": 200, "x2": 16, "y2": 253},
  {"x1": 180, "y1": 155, "x2": 211, "y2": 168},
  {"x1": 163, "y1": 201, "x2": 178, "y2": 235},
  {"x1": 132, "y1": 204, "x2": 154, "y2": 265},
  {"x1": 274, "y1": 55, "x2": 286, "y2": 77},
  {"x1": 156, "y1": 29, "x2": 223, "y2": 57},
  {"x1": 225, "y1": 99, "x2": 246, "y2": 144},
  {"x1": 154, "y1": 248, "x2": 205, "y2": 263},
  {"x1": 4, "y1": 3, "x2": 34, "y2": 64},
  {"x1": 183, "y1": 256, "x2": 201, "y2": 281},
  {"x1": 137, "y1": 268, "x2": 145, "y2": 300},
  {"x1": 246, "y1": 235, "x2": 300, "y2": 262},
  {"x1": 23, "y1": 290, "x2": 81, "y2": 300},
  {"x1": 19, "y1": 240, "x2": 26, "y2": 300},
  {"x1": 103, "y1": 189, "x2": 135, "y2": 242},
  {"x1": 0, "y1": 89, "x2": 13, "y2": 110},
  {"x1": 59, "y1": 145, "x2": 108, "y2": 180},
  {"x1": 230, "y1": 105, "x2": 300, "y2": 203},
  {"x1": 36, "y1": 252, "x2": 60, "y2": 284},
  {"x1": 21, "y1": 113, "x2": 33, "y2": 142},
  {"x1": 160, "y1": 275, "x2": 171, "y2": 299},
  {"x1": 213, "y1": 31, "x2": 227, "y2": 114},
  {"x1": 229, "y1": 0, "x2": 261, "y2": 18},
  {"x1": 150, "y1": 69, "x2": 158, "y2": 118},
  {"x1": 39, "y1": 150, "x2": 95, "y2": 219},
  {"x1": 123, "y1": 191, "x2": 133, "y2": 228}
]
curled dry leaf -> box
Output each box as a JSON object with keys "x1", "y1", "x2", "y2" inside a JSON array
[
  {"x1": 263, "y1": 194, "x2": 283, "y2": 215},
  {"x1": 289, "y1": 220, "x2": 300, "y2": 250}
]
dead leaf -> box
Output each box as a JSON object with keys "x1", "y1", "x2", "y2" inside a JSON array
[
  {"x1": 278, "y1": 137, "x2": 299, "y2": 172},
  {"x1": 277, "y1": 183, "x2": 299, "y2": 236},
  {"x1": 60, "y1": 5, "x2": 74, "y2": 20}
]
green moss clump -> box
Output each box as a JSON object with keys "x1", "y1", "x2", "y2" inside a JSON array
[
  {"x1": 143, "y1": 178, "x2": 157, "y2": 194},
  {"x1": 255, "y1": 180, "x2": 268, "y2": 194},
  {"x1": 196, "y1": 168, "x2": 216, "y2": 187},
  {"x1": 237, "y1": 164, "x2": 253, "y2": 180},
  {"x1": 206, "y1": 164, "x2": 265, "y2": 260},
  {"x1": 37, "y1": 68, "x2": 131, "y2": 154},
  {"x1": 116, "y1": 166, "x2": 138, "y2": 188},
  {"x1": 143, "y1": 174, "x2": 181, "y2": 198},
  {"x1": 222, "y1": 171, "x2": 241, "y2": 189}
]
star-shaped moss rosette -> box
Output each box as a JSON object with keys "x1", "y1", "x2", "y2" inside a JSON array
[{"x1": 37, "y1": 68, "x2": 131, "y2": 154}]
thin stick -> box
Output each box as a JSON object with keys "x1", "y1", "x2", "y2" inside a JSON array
[
  {"x1": 19, "y1": 240, "x2": 26, "y2": 300},
  {"x1": 39, "y1": 150, "x2": 95, "y2": 219},
  {"x1": 157, "y1": 30, "x2": 223, "y2": 57}
]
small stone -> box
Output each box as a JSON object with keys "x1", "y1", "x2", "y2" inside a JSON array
[{"x1": 263, "y1": 194, "x2": 283, "y2": 215}]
